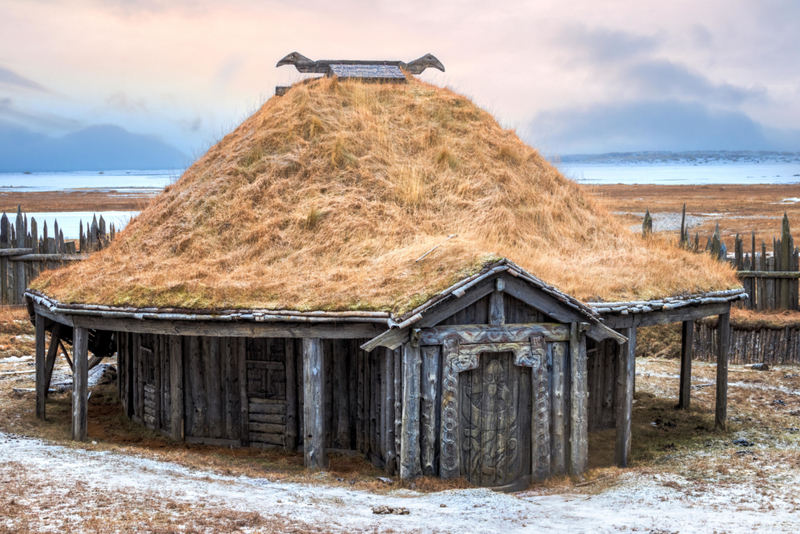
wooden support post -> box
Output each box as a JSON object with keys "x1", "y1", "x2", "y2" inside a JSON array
[
  {"x1": 489, "y1": 279, "x2": 505, "y2": 325},
  {"x1": 400, "y1": 342, "x2": 422, "y2": 479},
  {"x1": 285, "y1": 338, "x2": 298, "y2": 451},
  {"x1": 678, "y1": 320, "x2": 694, "y2": 409},
  {"x1": 35, "y1": 313, "x2": 46, "y2": 420},
  {"x1": 615, "y1": 327, "x2": 636, "y2": 468},
  {"x1": 420, "y1": 345, "x2": 440, "y2": 476},
  {"x1": 715, "y1": 312, "x2": 730, "y2": 430},
  {"x1": 383, "y1": 347, "x2": 397, "y2": 474},
  {"x1": 14, "y1": 207, "x2": 25, "y2": 304},
  {"x1": 569, "y1": 323, "x2": 588, "y2": 476},
  {"x1": 43, "y1": 324, "x2": 61, "y2": 396},
  {"x1": 303, "y1": 338, "x2": 326, "y2": 469},
  {"x1": 169, "y1": 336, "x2": 184, "y2": 441},
  {"x1": 550, "y1": 342, "x2": 567, "y2": 476},
  {"x1": 72, "y1": 326, "x2": 89, "y2": 441}
]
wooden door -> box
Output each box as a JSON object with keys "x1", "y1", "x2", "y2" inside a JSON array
[{"x1": 459, "y1": 352, "x2": 531, "y2": 487}]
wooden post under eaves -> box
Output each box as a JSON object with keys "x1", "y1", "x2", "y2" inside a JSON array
[
  {"x1": 303, "y1": 338, "x2": 327, "y2": 469},
  {"x1": 72, "y1": 326, "x2": 89, "y2": 441},
  {"x1": 168, "y1": 336, "x2": 184, "y2": 441},
  {"x1": 400, "y1": 342, "x2": 422, "y2": 479},
  {"x1": 43, "y1": 324, "x2": 61, "y2": 397},
  {"x1": 678, "y1": 320, "x2": 694, "y2": 410},
  {"x1": 615, "y1": 327, "x2": 636, "y2": 468},
  {"x1": 715, "y1": 312, "x2": 731, "y2": 430},
  {"x1": 35, "y1": 313, "x2": 46, "y2": 420},
  {"x1": 569, "y1": 323, "x2": 588, "y2": 476}
]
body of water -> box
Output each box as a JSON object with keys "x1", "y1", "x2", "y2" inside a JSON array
[
  {"x1": 0, "y1": 169, "x2": 179, "y2": 191},
  {"x1": 557, "y1": 162, "x2": 800, "y2": 185}
]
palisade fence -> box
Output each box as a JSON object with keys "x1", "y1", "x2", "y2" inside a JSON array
[
  {"x1": 0, "y1": 206, "x2": 116, "y2": 305},
  {"x1": 646, "y1": 207, "x2": 800, "y2": 311}
]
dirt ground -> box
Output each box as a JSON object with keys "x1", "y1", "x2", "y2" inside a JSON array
[
  {"x1": 589, "y1": 183, "x2": 800, "y2": 247},
  {"x1": 1, "y1": 307, "x2": 800, "y2": 532}
]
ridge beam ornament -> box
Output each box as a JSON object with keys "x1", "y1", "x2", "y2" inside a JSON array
[{"x1": 276, "y1": 52, "x2": 445, "y2": 75}]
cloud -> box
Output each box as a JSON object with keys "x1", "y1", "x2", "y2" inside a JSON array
[
  {"x1": 621, "y1": 60, "x2": 765, "y2": 105},
  {"x1": 105, "y1": 92, "x2": 148, "y2": 113},
  {"x1": 0, "y1": 97, "x2": 83, "y2": 132},
  {"x1": 559, "y1": 25, "x2": 661, "y2": 63},
  {"x1": 524, "y1": 100, "x2": 800, "y2": 155},
  {"x1": 0, "y1": 65, "x2": 49, "y2": 92}
]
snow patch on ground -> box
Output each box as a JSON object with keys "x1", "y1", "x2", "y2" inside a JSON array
[{"x1": 2, "y1": 433, "x2": 799, "y2": 533}]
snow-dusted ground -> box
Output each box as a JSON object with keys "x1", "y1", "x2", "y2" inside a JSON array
[{"x1": 2, "y1": 432, "x2": 798, "y2": 533}]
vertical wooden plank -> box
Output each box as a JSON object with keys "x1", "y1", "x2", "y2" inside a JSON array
[
  {"x1": 439, "y1": 339, "x2": 460, "y2": 479},
  {"x1": 369, "y1": 349, "x2": 379, "y2": 460},
  {"x1": 356, "y1": 346, "x2": 365, "y2": 453},
  {"x1": 237, "y1": 338, "x2": 249, "y2": 446},
  {"x1": 153, "y1": 335, "x2": 163, "y2": 431},
  {"x1": 0, "y1": 213, "x2": 8, "y2": 305},
  {"x1": 379, "y1": 349, "x2": 388, "y2": 462},
  {"x1": 393, "y1": 347, "x2": 402, "y2": 475},
  {"x1": 715, "y1": 311, "x2": 731, "y2": 430},
  {"x1": 420, "y1": 345, "x2": 440, "y2": 476},
  {"x1": 303, "y1": 338, "x2": 326, "y2": 469},
  {"x1": 332, "y1": 339, "x2": 349, "y2": 448},
  {"x1": 532, "y1": 341, "x2": 551, "y2": 481},
  {"x1": 205, "y1": 337, "x2": 222, "y2": 438},
  {"x1": 14, "y1": 207, "x2": 25, "y2": 304},
  {"x1": 169, "y1": 336, "x2": 184, "y2": 440},
  {"x1": 489, "y1": 287, "x2": 505, "y2": 326},
  {"x1": 615, "y1": 327, "x2": 635, "y2": 468},
  {"x1": 569, "y1": 323, "x2": 588, "y2": 476},
  {"x1": 384, "y1": 348, "x2": 397, "y2": 474},
  {"x1": 400, "y1": 342, "x2": 422, "y2": 480},
  {"x1": 223, "y1": 337, "x2": 235, "y2": 440},
  {"x1": 678, "y1": 320, "x2": 694, "y2": 409},
  {"x1": 35, "y1": 313, "x2": 46, "y2": 420},
  {"x1": 188, "y1": 336, "x2": 204, "y2": 437},
  {"x1": 550, "y1": 341, "x2": 567, "y2": 476},
  {"x1": 135, "y1": 334, "x2": 144, "y2": 421},
  {"x1": 285, "y1": 337, "x2": 298, "y2": 450},
  {"x1": 72, "y1": 326, "x2": 89, "y2": 441}
]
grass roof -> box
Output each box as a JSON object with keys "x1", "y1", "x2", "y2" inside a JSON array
[{"x1": 32, "y1": 77, "x2": 739, "y2": 314}]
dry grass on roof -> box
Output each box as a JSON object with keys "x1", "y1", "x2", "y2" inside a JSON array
[{"x1": 32, "y1": 77, "x2": 739, "y2": 313}]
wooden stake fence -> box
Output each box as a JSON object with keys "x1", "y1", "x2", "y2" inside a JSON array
[{"x1": 0, "y1": 206, "x2": 116, "y2": 305}]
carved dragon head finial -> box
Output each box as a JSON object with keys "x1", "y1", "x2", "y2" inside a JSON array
[
  {"x1": 276, "y1": 52, "x2": 317, "y2": 73},
  {"x1": 404, "y1": 53, "x2": 445, "y2": 75}
]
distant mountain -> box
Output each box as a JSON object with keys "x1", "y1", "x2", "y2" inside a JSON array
[
  {"x1": 0, "y1": 122, "x2": 187, "y2": 172},
  {"x1": 554, "y1": 150, "x2": 800, "y2": 165}
]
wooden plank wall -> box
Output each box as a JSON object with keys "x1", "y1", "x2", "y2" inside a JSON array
[
  {"x1": 586, "y1": 338, "x2": 618, "y2": 432},
  {"x1": 694, "y1": 321, "x2": 800, "y2": 365}
]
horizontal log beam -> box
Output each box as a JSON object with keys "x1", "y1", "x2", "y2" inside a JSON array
[
  {"x1": 601, "y1": 302, "x2": 731, "y2": 329},
  {"x1": 33, "y1": 302, "x2": 74, "y2": 327},
  {"x1": 11, "y1": 254, "x2": 88, "y2": 262},
  {"x1": 418, "y1": 323, "x2": 569, "y2": 345},
  {"x1": 737, "y1": 271, "x2": 800, "y2": 279},
  {"x1": 69, "y1": 314, "x2": 384, "y2": 338},
  {"x1": 0, "y1": 248, "x2": 33, "y2": 257}
]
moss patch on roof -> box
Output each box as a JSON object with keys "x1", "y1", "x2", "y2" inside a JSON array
[{"x1": 31, "y1": 77, "x2": 739, "y2": 313}]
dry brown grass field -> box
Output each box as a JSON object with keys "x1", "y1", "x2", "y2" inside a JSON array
[
  {"x1": 589, "y1": 183, "x2": 800, "y2": 246},
  {"x1": 0, "y1": 189, "x2": 156, "y2": 213}
]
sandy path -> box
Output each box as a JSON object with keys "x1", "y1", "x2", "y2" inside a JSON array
[{"x1": 1, "y1": 432, "x2": 798, "y2": 533}]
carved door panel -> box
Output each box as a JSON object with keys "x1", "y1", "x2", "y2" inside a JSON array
[{"x1": 459, "y1": 352, "x2": 532, "y2": 487}]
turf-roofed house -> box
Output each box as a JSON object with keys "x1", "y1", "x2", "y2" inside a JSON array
[{"x1": 27, "y1": 53, "x2": 745, "y2": 490}]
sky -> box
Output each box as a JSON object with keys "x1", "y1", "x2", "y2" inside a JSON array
[{"x1": 1, "y1": 0, "x2": 799, "y2": 171}]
